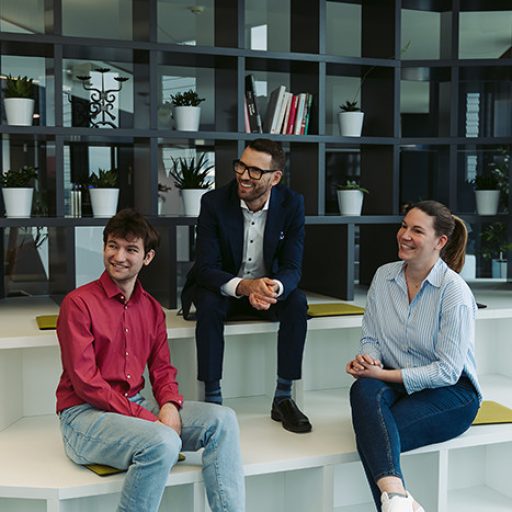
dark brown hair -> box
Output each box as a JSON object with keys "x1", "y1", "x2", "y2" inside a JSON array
[
  {"x1": 247, "y1": 138, "x2": 286, "y2": 171},
  {"x1": 406, "y1": 200, "x2": 467, "y2": 273},
  {"x1": 103, "y1": 208, "x2": 160, "y2": 254}
]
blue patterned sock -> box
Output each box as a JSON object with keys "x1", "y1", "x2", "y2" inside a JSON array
[
  {"x1": 273, "y1": 377, "x2": 292, "y2": 403},
  {"x1": 204, "y1": 380, "x2": 223, "y2": 405}
]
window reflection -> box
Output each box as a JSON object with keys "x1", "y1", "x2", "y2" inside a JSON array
[
  {"x1": 245, "y1": 0, "x2": 290, "y2": 52},
  {"x1": 459, "y1": 11, "x2": 512, "y2": 59},
  {"x1": 157, "y1": 0, "x2": 214, "y2": 46},
  {"x1": 62, "y1": 0, "x2": 133, "y2": 40},
  {"x1": 0, "y1": 0, "x2": 45, "y2": 34}
]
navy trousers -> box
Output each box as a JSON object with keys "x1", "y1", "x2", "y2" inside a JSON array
[{"x1": 194, "y1": 286, "x2": 308, "y2": 383}]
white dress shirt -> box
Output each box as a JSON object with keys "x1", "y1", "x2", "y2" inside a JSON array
[{"x1": 221, "y1": 195, "x2": 283, "y2": 298}]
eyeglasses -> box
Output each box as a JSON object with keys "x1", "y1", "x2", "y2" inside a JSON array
[{"x1": 233, "y1": 159, "x2": 277, "y2": 181}]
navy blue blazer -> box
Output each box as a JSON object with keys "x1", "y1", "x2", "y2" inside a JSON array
[{"x1": 182, "y1": 179, "x2": 305, "y2": 314}]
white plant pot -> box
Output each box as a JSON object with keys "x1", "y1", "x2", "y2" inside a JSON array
[
  {"x1": 337, "y1": 189, "x2": 364, "y2": 216},
  {"x1": 492, "y1": 259, "x2": 507, "y2": 279},
  {"x1": 89, "y1": 188, "x2": 119, "y2": 218},
  {"x1": 4, "y1": 98, "x2": 35, "y2": 126},
  {"x1": 338, "y1": 111, "x2": 364, "y2": 137},
  {"x1": 2, "y1": 187, "x2": 33, "y2": 217},
  {"x1": 475, "y1": 190, "x2": 500, "y2": 215},
  {"x1": 181, "y1": 189, "x2": 206, "y2": 216},
  {"x1": 173, "y1": 106, "x2": 201, "y2": 131}
]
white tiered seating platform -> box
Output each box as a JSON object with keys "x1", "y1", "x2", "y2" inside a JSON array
[{"x1": 1, "y1": 282, "x2": 512, "y2": 512}]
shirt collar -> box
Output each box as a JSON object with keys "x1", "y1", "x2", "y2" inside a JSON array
[
  {"x1": 98, "y1": 271, "x2": 144, "y2": 303},
  {"x1": 240, "y1": 191, "x2": 271, "y2": 212},
  {"x1": 388, "y1": 258, "x2": 446, "y2": 289}
]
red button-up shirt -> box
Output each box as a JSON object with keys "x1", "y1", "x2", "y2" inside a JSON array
[{"x1": 56, "y1": 272, "x2": 183, "y2": 422}]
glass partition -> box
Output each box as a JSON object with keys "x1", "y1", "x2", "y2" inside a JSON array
[
  {"x1": 0, "y1": 0, "x2": 46, "y2": 34},
  {"x1": 157, "y1": 0, "x2": 215, "y2": 46},
  {"x1": 62, "y1": 0, "x2": 133, "y2": 40},
  {"x1": 459, "y1": 10, "x2": 512, "y2": 59}
]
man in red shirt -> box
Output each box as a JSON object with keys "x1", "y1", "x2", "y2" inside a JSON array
[{"x1": 56, "y1": 208, "x2": 245, "y2": 512}]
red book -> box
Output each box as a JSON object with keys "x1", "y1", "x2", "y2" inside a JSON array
[{"x1": 286, "y1": 95, "x2": 299, "y2": 135}]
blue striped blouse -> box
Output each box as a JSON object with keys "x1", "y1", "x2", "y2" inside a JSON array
[{"x1": 360, "y1": 258, "x2": 482, "y2": 401}]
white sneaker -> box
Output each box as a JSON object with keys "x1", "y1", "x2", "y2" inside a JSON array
[{"x1": 381, "y1": 492, "x2": 425, "y2": 512}]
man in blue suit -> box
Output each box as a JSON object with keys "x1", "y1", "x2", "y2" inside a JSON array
[{"x1": 182, "y1": 138, "x2": 311, "y2": 433}]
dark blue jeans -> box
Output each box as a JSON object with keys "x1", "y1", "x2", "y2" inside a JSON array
[{"x1": 350, "y1": 376, "x2": 479, "y2": 511}]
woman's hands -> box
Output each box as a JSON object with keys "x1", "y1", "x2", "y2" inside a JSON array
[
  {"x1": 346, "y1": 354, "x2": 384, "y2": 378},
  {"x1": 346, "y1": 355, "x2": 403, "y2": 384}
]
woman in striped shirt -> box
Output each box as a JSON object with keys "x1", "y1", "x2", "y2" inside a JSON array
[{"x1": 346, "y1": 200, "x2": 481, "y2": 512}]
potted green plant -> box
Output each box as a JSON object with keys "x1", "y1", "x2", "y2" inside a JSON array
[
  {"x1": 1, "y1": 165, "x2": 38, "y2": 217},
  {"x1": 472, "y1": 168, "x2": 503, "y2": 215},
  {"x1": 3, "y1": 74, "x2": 36, "y2": 126},
  {"x1": 168, "y1": 153, "x2": 213, "y2": 216},
  {"x1": 481, "y1": 222, "x2": 512, "y2": 278},
  {"x1": 170, "y1": 89, "x2": 205, "y2": 131},
  {"x1": 336, "y1": 180, "x2": 369, "y2": 216},
  {"x1": 338, "y1": 99, "x2": 364, "y2": 137},
  {"x1": 88, "y1": 168, "x2": 119, "y2": 217}
]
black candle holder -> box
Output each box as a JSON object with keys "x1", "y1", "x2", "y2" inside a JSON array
[{"x1": 74, "y1": 67, "x2": 129, "y2": 128}]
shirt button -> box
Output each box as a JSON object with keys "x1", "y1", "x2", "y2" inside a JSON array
[
  {"x1": 248, "y1": 258, "x2": 252, "y2": 261},
  {"x1": 250, "y1": 240, "x2": 253, "y2": 243},
  {"x1": 124, "y1": 393, "x2": 128, "y2": 397},
  {"x1": 251, "y1": 222, "x2": 255, "y2": 225},
  {"x1": 127, "y1": 374, "x2": 131, "y2": 379},
  {"x1": 124, "y1": 305, "x2": 128, "y2": 310},
  {"x1": 125, "y1": 328, "x2": 129, "y2": 333},
  {"x1": 125, "y1": 352, "x2": 129, "y2": 356}
]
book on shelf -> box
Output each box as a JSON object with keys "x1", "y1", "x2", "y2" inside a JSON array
[
  {"x1": 300, "y1": 93, "x2": 314, "y2": 135},
  {"x1": 281, "y1": 92, "x2": 293, "y2": 134},
  {"x1": 245, "y1": 74, "x2": 263, "y2": 133},
  {"x1": 243, "y1": 97, "x2": 251, "y2": 133},
  {"x1": 285, "y1": 94, "x2": 299, "y2": 134},
  {"x1": 274, "y1": 91, "x2": 292, "y2": 134},
  {"x1": 294, "y1": 93, "x2": 307, "y2": 135},
  {"x1": 263, "y1": 85, "x2": 286, "y2": 133}
]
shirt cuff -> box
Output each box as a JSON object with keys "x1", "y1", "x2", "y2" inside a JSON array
[
  {"x1": 221, "y1": 277, "x2": 243, "y2": 298},
  {"x1": 273, "y1": 279, "x2": 284, "y2": 297}
]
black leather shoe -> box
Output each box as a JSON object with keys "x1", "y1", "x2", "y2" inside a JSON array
[{"x1": 271, "y1": 398, "x2": 312, "y2": 433}]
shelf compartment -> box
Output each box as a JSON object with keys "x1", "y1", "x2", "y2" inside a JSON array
[
  {"x1": 0, "y1": 134, "x2": 56, "y2": 216},
  {"x1": 400, "y1": 66, "x2": 452, "y2": 138},
  {"x1": 326, "y1": 63, "x2": 396, "y2": 138},
  {"x1": 399, "y1": 143, "x2": 451, "y2": 210},
  {"x1": 1, "y1": 52, "x2": 52, "y2": 127},
  {"x1": 459, "y1": 8, "x2": 512, "y2": 60},
  {"x1": 447, "y1": 443, "x2": 512, "y2": 512},
  {"x1": 455, "y1": 144, "x2": 510, "y2": 215},
  {"x1": 157, "y1": 53, "x2": 237, "y2": 133},
  {"x1": 157, "y1": 0, "x2": 216, "y2": 48},
  {"x1": 61, "y1": 0, "x2": 134, "y2": 41}
]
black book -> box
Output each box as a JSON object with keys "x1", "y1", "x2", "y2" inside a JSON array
[{"x1": 245, "y1": 74, "x2": 263, "y2": 133}]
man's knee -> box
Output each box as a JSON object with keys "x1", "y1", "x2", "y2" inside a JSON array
[
  {"x1": 144, "y1": 426, "x2": 183, "y2": 468},
  {"x1": 280, "y1": 289, "x2": 308, "y2": 315},
  {"x1": 195, "y1": 288, "x2": 229, "y2": 320}
]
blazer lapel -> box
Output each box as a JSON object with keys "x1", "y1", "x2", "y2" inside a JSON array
[
  {"x1": 264, "y1": 188, "x2": 283, "y2": 269},
  {"x1": 224, "y1": 182, "x2": 244, "y2": 270}
]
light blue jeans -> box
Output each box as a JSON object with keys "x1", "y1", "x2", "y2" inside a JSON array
[{"x1": 59, "y1": 396, "x2": 245, "y2": 512}]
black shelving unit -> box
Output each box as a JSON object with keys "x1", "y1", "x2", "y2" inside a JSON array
[{"x1": 1, "y1": 0, "x2": 510, "y2": 307}]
